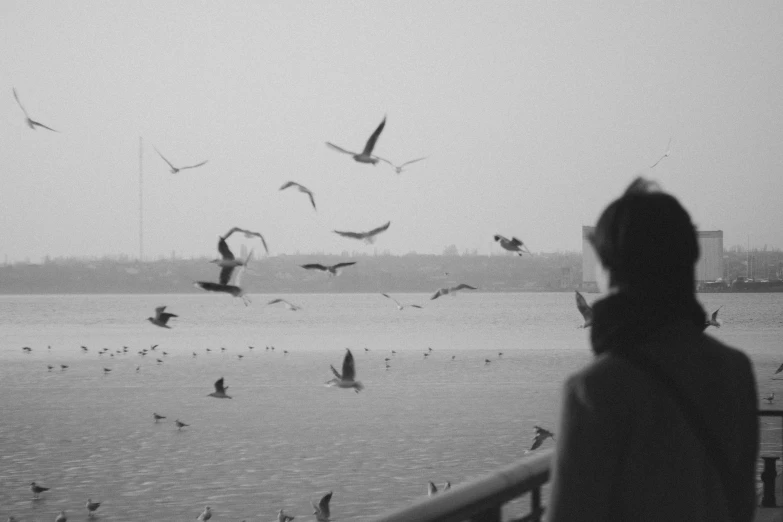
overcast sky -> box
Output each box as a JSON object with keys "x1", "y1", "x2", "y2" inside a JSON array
[{"x1": 2, "y1": 1, "x2": 782, "y2": 262}]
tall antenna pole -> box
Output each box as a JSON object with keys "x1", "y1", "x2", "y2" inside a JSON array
[{"x1": 139, "y1": 136, "x2": 144, "y2": 262}]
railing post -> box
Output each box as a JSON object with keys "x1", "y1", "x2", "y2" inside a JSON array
[
  {"x1": 470, "y1": 506, "x2": 502, "y2": 522},
  {"x1": 761, "y1": 456, "x2": 779, "y2": 507}
]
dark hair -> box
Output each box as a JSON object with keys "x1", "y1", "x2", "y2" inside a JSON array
[{"x1": 589, "y1": 177, "x2": 699, "y2": 300}]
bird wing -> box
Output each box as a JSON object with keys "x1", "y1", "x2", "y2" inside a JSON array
[
  {"x1": 179, "y1": 160, "x2": 208, "y2": 170},
  {"x1": 398, "y1": 156, "x2": 427, "y2": 168},
  {"x1": 575, "y1": 291, "x2": 593, "y2": 322},
  {"x1": 454, "y1": 284, "x2": 477, "y2": 291},
  {"x1": 711, "y1": 306, "x2": 722, "y2": 321},
  {"x1": 326, "y1": 142, "x2": 357, "y2": 155},
  {"x1": 333, "y1": 229, "x2": 364, "y2": 239},
  {"x1": 381, "y1": 293, "x2": 401, "y2": 307},
  {"x1": 332, "y1": 261, "x2": 357, "y2": 269},
  {"x1": 775, "y1": 363, "x2": 783, "y2": 375},
  {"x1": 301, "y1": 263, "x2": 327, "y2": 271},
  {"x1": 362, "y1": 116, "x2": 386, "y2": 155},
  {"x1": 219, "y1": 266, "x2": 235, "y2": 286},
  {"x1": 214, "y1": 377, "x2": 226, "y2": 393},
  {"x1": 330, "y1": 364, "x2": 342, "y2": 380},
  {"x1": 342, "y1": 349, "x2": 356, "y2": 381},
  {"x1": 510, "y1": 237, "x2": 524, "y2": 247},
  {"x1": 529, "y1": 434, "x2": 545, "y2": 451},
  {"x1": 217, "y1": 237, "x2": 235, "y2": 260},
  {"x1": 30, "y1": 120, "x2": 58, "y2": 132},
  {"x1": 318, "y1": 492, "x2": 332, "y2": 517},
  {"x1": 154, "y1": 306, "x2": 167, "y2": 319},
  {"x1": 12, "y1": 88, "x2": 31, "y2": 119},
  {"x1": 410, "y1": 304, "x2": 423, "y2": 309},
  {"x1": 279, "y1": 181, "x2": 297, "y2": 190},
  {"x1": 268, "y1": 298, "x2": 283, "y2": 305},
  {"x1": 430, "y1": 288, "x2": 445, "y2": 300},
  {"x1": 153, "y1": 146, "x2": 177, "y2": 170},
  {"x1": 366, "y1": 221, "x2": 391, "y2": 237},
  {"x1": 307, "y1": 190, "x2": 317, "y2": 211}
]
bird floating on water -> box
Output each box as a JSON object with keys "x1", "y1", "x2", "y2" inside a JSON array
[
  {"x1": 430, "y1": 284, "x2": 477, "y2": 300},
  {"x1": 280, "y1": 181, "x2": 317, "y2": 211},
  {"x1": 208, "y1": 377, "x2": 232, "y2": 399},
  {"x1": 86, "y1": 498, "x2": 101, "y2": 517},
  {"x1": 379, "y1": 156, "x2": 427, "y2": 174},
  {"x1": 326, "y1": 115, "x2": 387, "y2": 165},
  {"x1": 47, "y1": 365, "x2": 53, "y2": 371},
  {"x1": 380, "y1": 293, "x2": 422, "y2": 310},
  {"x1": 277, "y1": 508, "x2": 295, "y2": 522},
  {"x1": 326, "y1": 349, "x2": 363, "y2": 392},
  {"x1": 704, "y1": 306, "x2": 722, "y2": 329},
  {"x1": 267, "y1": 298, "x2": 302, "y2": 311},
  {"x1": 153, "y1": 413, "x2": 166, "y2": 423},
  {"x1": 153, "y1": 146, "x2": 207, "y2": 174},
  {"x1": 60, "y1": 364, "x2": 68, "y2": 370},
  {"x1": 427, "y1": 481, "x2": 438, "y2": 496},
  {"x1": 333, "y1": 221, "x2": 391, "y2": 244},
  {"x1": 300, "y1": 261, "x2": 356, "y2": 276},
  {"x1": 30, "y1": 481, "x2": 50, "y2": 499},
  {"x1": 312, "y1": 491, "x2": 333, "y2": 522},
  {"x1": 148, "y1": 305, "x2": 178, "y2": 328},
  {"x1": 575, "y1": 291, "x2": 593, "y2": 328},
  {"x1": 528, "y1": 426, "x2": 555, "y2": 451},
  {"x1": 175, "y1": 419, "x2": 189, "y2": 430},
  {"x1": 493, "y1": 235, "x2": 531, "y2": 255},
  {"x1": 13, "y1": 88, "x2": 58, "y2": 132},
  {"x1": 197, "y1": 505, "x2": 212, "y2": 521}
]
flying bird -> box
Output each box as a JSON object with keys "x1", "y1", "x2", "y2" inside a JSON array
[
  {"x1": 153, "y1": 146, "x2": 208, "y2": 174},
  {"x1": 277, "y1": 509, "x2": 295, "y2": 522},
  {"x1": 326, "y1": 349, "x2": 363, "y2": 392},
  {"x1": 326, "y1": 115, "x2": 387, "y2": 165},
  {"x1": 175, "y1": 419, "x2": 189, "y2": 430},
  {"x1": 333, "y1": 221, "x2": 390, "y2": 244},
  {"x1": 86, "y1": 498, "x2": 101, "y2": 517},
  {"x1": 379, "y1": 156, "x2": 427, "y2": 174},
  {"x1": 147, "y1": 305, "x2": 178, "y2": 328},
  {"x1": 528, "y1": 426, "x2": 555, "y2": 451},
  {"x1": 704, "y1": 306, "x2": 722, "y2": 329},
  {"x1": 196, "y1": 234, "x2": 251, "y2": 305},
  {"x1": 381, "y1": 293, "x2": 422, "y2": 310},
  {"x1": 775, "y1": 363, "x2": 783, "y2": 375},
  {"x1": 430, "y1": 284, "x2": 477, "y2": 300},
  {"x1": 208, "y1": 377, "x2": 232, "y2": 399},
  {"x1": 267, "y1": 298, "x2": 302, "y2": 311},
  {"x1": 13, "y1": 88, "x2": 58, "y2": 131},
  {"x1": 575, "y1": 291, "x2": 593, "y2": 328},
  {"x1": 197, "y1": 506, "x2": 212, "y2": 521},
  {"x1": 493, "y1": 235, "x2": 531, "y2": 255},
  {"x1": 153, "y1": 413, "x2": 166, "y2": 423},
  {"x1": 221, "y1": 226, "x2": 269, "y2": 255},
  {"x1": 30, "y1": 481, "x2": 50, "y2": 498},
  {"x1": 280, "y1": 181, "x2": 317, "y2": 211},
  {"x1": 649, "y1": 137, "x2": 672, "y2": 169},
  {"x1": 427, "y1": 481, "x2": 438, "y2": 496},
  {"x1": 300, "y1": 261, "x2": 356, "y2": 276},
  {"x1": 312, "y1": 491, "x2": 333, "y2": 522}
]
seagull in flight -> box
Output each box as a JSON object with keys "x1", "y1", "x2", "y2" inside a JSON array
[
  {"x1": 300, "y1": 261, "x2": 356, "y2": 276},
  {"x1": 326, "y1": 115, "x2": 387, "y2": 165},
  {"x1": 197, "y1": 506, "x2": 212, "y2": 521},
  {"x1": 267, "y1": 298, "x2": 302, "y2": 311},
  {"x1": 86, "y1": 498, "x2": 101, "y2": 517},
  {"x1": 649, "y1": 137, "x2": 672, "y2": 169},
  {"x1": 575, "y1": 291, "x2": 593, "y2": 328},
  {"x1": 30, "y1": 481, "x2": 50, "y2": 499},
  {"x1": 13, "y1": 88, "x2": 58, "y2": 131},
  {"x1": 528, "y1": 426, "x2": 555, "y2": 451},
  {"x1": 280, "y1": 181, "x2": 316, "y2": 211},
  {"x1": 775, "y1": 363, "x2": 783, "y2": 375},
  {"x1": 326, "y1": 349, "x2": 363, "y2": 392},
  {"x1": 704, "y1": 306, "x2": 722, "y2": 329},
  {"x1": 221, "y1": 226, "x2": 269, "y2": 255},
  {"x1": 333, "y1": 221, "x2": 390, "y2": 244},
  {"x1": 153, "y1": 146, "x2": 207, "y2": 174},
  {"x1": 147, "y1": 305, "x2": 178, "y2": 328},
  {"x1": 493, "y1": 235, "x2": 531, "y2": 255},
  {"x1": 380, "y1": 156, "x2": 427, "y2": 174},
  {"x1": 277, "y1": 509, "x2": 295, "y2": 522},
  {"x1": 430, "y1": 284, "x2": 477, "y2": 300},
  {"x1": 381, "y1": 293, "x2": 422, "y2": 310},
  {"x1": 312, "y1": 491, "x2": 333, "y2": 522},
  {"x1": 196, "y1": 234, "x2": 252, "y2": 305},
  {"x1": 208, "y1": 377, "x2": 232, "y2": 399}
]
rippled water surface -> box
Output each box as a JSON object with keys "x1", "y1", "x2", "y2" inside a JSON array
[{"x1": 1, "y1": 292, "x2": 781, "y2": 521}]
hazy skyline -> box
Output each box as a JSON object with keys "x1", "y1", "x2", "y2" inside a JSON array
[{"x1": 2, "y1": 1, "x2": 782, "y2": 263}]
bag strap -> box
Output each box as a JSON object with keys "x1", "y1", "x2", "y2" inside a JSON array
[{"x1": 617, "y1": 349, "x2": 739, "y2": 522}]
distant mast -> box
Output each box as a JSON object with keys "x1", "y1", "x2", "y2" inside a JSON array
[{"x1": 139, "y1": 136, "x2": 144, "y2": 262}]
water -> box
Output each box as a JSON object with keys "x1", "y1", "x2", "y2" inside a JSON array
[{"x1": 1, "y1": 292, "x2": 781, "y2": 521}]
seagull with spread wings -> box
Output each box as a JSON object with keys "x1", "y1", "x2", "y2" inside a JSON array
[
  {"x1": 312, "y1": 491, "x2": 333, "y2": 522},
  {"x1": 528, "y1": 426, "x2": 555, "y2": 451},
  {"x1": 704, "y1": 306, "x2": 722, "y2": 329},
  {"x1": 494, "y1": 235, "x2": 531, "y2": 255},
  {"x1": 326, "y1": 349, "x2": 363, "y2": 392},
  {"x1": 380, "y1": 156, "x2": 427, "y2": 174},
  {"x1": 326, "y1": 116, "x2": 387, "y2": 165},
  {"x1": 381, "y1": 293, "x2": 422, "y2": 310},
  {"x1": 195, "y1": 234, "x2": 251, "y2": 305},
  {"x1": 221, "y1": 226, "x2": 269, "y2": 255},
  {"x1": 575, "y1": 291, "x2": 593, "y2": 328},
  {"x1": 207, "y1": 377, "x2": 232, "y2": 399},
  {"x1": 153, "y1": 146, "x2": 208, "y2": 174},
  {"x1": 430, "y1": 284, "x2": 477, "y2": 300},
  {"x1": 13, "y1": 88, "x2": 57, "y2": 132},
  {"x1": 267, "y1": 298, "x2": 302, "y2": 311},
  {"x1": 147, "y1": 305, "x2": 178, "y2": 328},
  {"x1": 649, "y1": 137, "x2": 672, "y2": 169},
  {"x1": 333, "y1": 221, "x2": 390, "y2": 244},
  {"x1": 280, "y1": 181, "x2": 317, "y2": 211},
  {"x1": 300, "y1": 261, "x2": 356, "y2": 276}
]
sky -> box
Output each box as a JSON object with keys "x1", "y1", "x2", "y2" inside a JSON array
[{"x1": 2, "y1": 1, "x2": 782, "y2": 262}]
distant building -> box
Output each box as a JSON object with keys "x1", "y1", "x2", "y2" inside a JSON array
[{"x1": 581, "y1": 227, "x2": 724, "y2": 285}]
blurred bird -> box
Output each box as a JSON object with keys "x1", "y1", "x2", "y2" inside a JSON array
[
  {"x1": 326, "y1": 349, "x2": 363, "y2": 392},
  {"x1": 267, "y1": 298, "x2": 302, "y2": 311},
  {"x1": 493, "y1": 235, "x2": 531, "y2": 255},
  {"x1": 277, "y1": 509, "x2": 295, "y2": 522},
  {"x1": 379, "y1": 156, "x2": 427, "y2": 174},
  {"x1": 55, "y1": 511, "x2": 67, "y2": 522},
  {"x1": 485, "y1": 359, "x2": 491, "y2": 365},
  {"x1": 427, "y1": 481, "x2": 438, "y2": 496},
  {"x1": 153, "y1": 413, "x2": 166, "y2": 422},
  {"x1": 153, "y1": 146, "x2": 207, "y2": 174},
  {"x1": 381, "y1": 293, "x2": 422, "y2": 310},
  {"x1": 430, "y1": 284, "x2": 477, "y2": 300},
  {"x1": 575, "y1": 291, "x2": 593, "y2": 328},
  {"x1": 333, "y1": 221, "x2": 391, "y2": 244},
  {"x1": 312, "y1": 491, "x2": 333, "y2": 522},
  {"x1": 775, "y1": 363, "x2": 783, "y2": 375},
  {"x1": 326, "y1": 115, "x2": 387, "y2": 165},
  {"x1": 47, "y1": 365, "x2": 53, "y2": 371},
  {"x1": 148, "y1": 305, "x2": 178, "y2": 328},
  {"x1": 13, "y1": 88, "x2": 58, "y2": 131},
  {"x1": 175, "y1": 419, "x2": 189, "y2": 430},
  {"x1": 704, "y1": 306, "x2": 722, "y2": 329},
  {"x1": 300, "y1": 262, "x2": 357, "y2": 276},
  {"x1": 197, "y1": 506, "x2": 212, "y2": 521},
  {"x1": 208, "y1": 377, "x2": 232, "y2": 399},
  {"x1": 103, "y1": 368, "x2": 111, "y2": 374},
  {"x1": 86, "y1": 498, "x2": 101, "y2": 517},
  {"x1": 280, "y1": 181, "x2": 317, "y2": 211},
  {"x1": 60, "y1": 364, "x2": 68, "y2": 370},
  {"x1": 528, "y1": 426, "x2": 555, "y2": 451},
  {"x1": 30, "y1": 481, "x2": 50, "y2": 498},
  {"x1": 221, "y1": 226, "x2": 269, "y2": 255},
  {"x1": 764, "y1": 392, "x2": 775, "y2": 404}
]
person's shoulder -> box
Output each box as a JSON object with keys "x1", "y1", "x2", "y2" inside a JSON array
[
  {"x1": 698, "y1": 332, "x2": 753, "y2": 370},
  {"x1": 563, "y1": 353, "x2": 639, "y2": 406}
]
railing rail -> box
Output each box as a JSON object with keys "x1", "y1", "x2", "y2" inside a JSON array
[{"x1": 372, "y1": 449, "x2": 552, "y2": 522}]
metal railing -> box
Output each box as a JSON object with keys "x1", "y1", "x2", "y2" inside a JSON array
[
  {"x1": 372, "y1": 411, "x2": 783, "y2": 522},
  {"x1": 758, "y1": 409, "x2": 783, "y2": 508}
]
